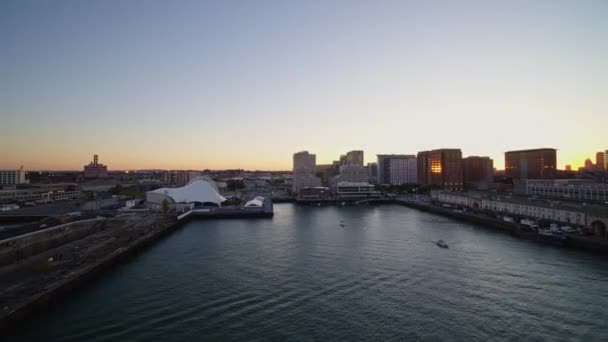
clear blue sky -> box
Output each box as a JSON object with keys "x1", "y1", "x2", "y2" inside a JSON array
[{"x1": 2, "y1": 0, "x2": 607, "y2": 170}]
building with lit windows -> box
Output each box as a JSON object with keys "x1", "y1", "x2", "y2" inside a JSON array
[
  {"x1": 505, "y1": 148, "x2": 556, "y2": 180},
  {"x1": 418, "y1": 149, "x2": 463, "y2": 190}
]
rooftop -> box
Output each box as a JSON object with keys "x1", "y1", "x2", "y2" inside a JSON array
[
  {"x1": 505, "y1": 148, "x2": 557, "y2": 154},
  {"x1": 433, "y1": 190, "x2": 608, "y2": 217}
]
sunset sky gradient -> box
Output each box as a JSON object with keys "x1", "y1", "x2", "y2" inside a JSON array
[{"x1": 2, "y1": 0, "x2": 607, "y2": 171}]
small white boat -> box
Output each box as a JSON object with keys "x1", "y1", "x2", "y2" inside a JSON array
[{"x1": 436, "y1": 240, "x2": 449, "y2": 248}]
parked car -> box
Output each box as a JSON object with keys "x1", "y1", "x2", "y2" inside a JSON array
[{"x1": 561, "y1": 226, "x2": 577, "y2": 233}]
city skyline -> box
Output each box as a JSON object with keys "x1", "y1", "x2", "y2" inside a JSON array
[{"x1": 3, "y1": 0, "x2": 607, "y2": 171}]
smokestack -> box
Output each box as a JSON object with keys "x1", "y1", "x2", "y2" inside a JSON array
[{"x1": 94, "y1": 154, "x2": 98, "y2": 165}]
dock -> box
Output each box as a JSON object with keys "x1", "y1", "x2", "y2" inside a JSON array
[{"x1": 177, "y1": 198, "x2": 274, "y2": 222}]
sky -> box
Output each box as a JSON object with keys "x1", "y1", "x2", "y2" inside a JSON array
[{"x1": 1, "y1": 0, "x2": 607, "y2": 171}]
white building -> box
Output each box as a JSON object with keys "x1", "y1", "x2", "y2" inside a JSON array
[
  {"x1": 146, "y1": 177, "x2": 226, "y2": 211},
  {"x1": 293, "y1": 151, "x2": 322, "y2": 193},
  {"x1": 339, "y1": 165, "x2": 369, "y2": 183},
  {"x1": 430, "y1": 191, "x2": 587, "y2": 226},
  {"x1": 0, "y1": 167, "x2": 27, "y2": 185},
  {"x1": 516, "y1": 179, "x2": 608, "y2": 202},
  {"x1": 245, "y1": 196, "x2": 265, "y2": 208},
  {"x1": 377, "y1": 155, "x2": 417, "y2": 185},
  {"x1": 335, "y1": 182, "x2": 380, "y2": 200}
]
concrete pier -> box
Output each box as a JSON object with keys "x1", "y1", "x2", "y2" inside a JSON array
[
  {"x1": 0, "y1": 200, "x2": 276, "y2": 330},
  {"x1": 177, "y1": 199, "x2": 274, "y2": 222},
  {"x1": 0, "y1": 214, "x2": 179, "y2": 331}
]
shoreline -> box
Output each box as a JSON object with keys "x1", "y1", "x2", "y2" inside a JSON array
[
  {"x1": 375, "y1": 199, "x2": 608, "y2": 255},
  {"x1": 3, "y1": 199, "x2": 607, "y2": 331},
  {"x1": 0, "y1": 215, "x2": 180, "y2": 331}
]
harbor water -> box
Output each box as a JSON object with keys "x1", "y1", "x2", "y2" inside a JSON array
[{"x1": 13, "y1": 204, "x2": 608, "y2": 341}]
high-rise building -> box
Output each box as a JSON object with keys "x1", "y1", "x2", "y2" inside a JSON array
[
  {"x1": 0, "y1": 166, "x2": 27, "y2": 185},
  {"x1": 339, "y1": 165, "x2": 369, "y2": 183},
  {"x1": 367, "y1": 162, "x2": 378, "y2": 183},
  {"x1": 585, "y1": 158, "x2": 594, "y2": 171},
  {"x1": 463, "y1": 156, "x2": 493, "y2": 190},
  {"x1": 417, "y1": 151, "x2": 430, "y2": 185},
  {"x1": 597, "y1": 151, "x2": 606, "y2": 171},
  {"x1": 505, "y1": 148, "x2": 556, "y2": 180},
  {"x1": 377, "y1": 155, "x2": 417, "y2": 185},
  {"x1": 429, "y1": 149, "x2": 463, "y2": 191},
  {"x1": 293, "y1": 151, "x2": 322, "y2": 193},
  {"x1": 417, "y1": 149, "x2": 463, "y2": 190},
  {"x1": 344, "y1": 150, "x2": 364, "y2": 166},
  {"x1": 316, "y1": 164, "x2": 337, "y2": 185},
  {"x1": 162, "y1": 170, "x2": 201, "y2": 186},
  {"x1": 83, "y1": 154, "x2": 108, "y2": 179}
]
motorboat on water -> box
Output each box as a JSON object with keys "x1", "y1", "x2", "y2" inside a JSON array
[
  {"x1": 436, "y1": 240, "x2": 449, "y2": 248},
  {"x1": 535, "y1": 229, "x2": 566, "y2": 246}
]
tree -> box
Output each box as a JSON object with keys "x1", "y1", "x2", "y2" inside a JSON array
[
  {"x1": 83, "y1": 191, "x2": 94, "y2": 200},
  {"x1": 111, "y1": 184, "x2": 123, "y2": 195},
  {"x1": 226, "y1": 179, "x2": 246, "y2": 191}
]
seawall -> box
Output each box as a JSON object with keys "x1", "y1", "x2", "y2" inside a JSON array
[
  {"x1": 0, "y1": 214, "x2": 180, "y2": 331},
  {"x1": 391, "y1": 199, "x2": 608, "y2": 255},
  {"x1": 0, "y1": 217, "x2": 106, "y2": 267}
]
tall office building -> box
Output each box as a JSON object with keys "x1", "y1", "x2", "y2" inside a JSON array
[
  {"x1": 339, "y1": 165, "x2": 369, "y2": 183},
  {"x1": 367, "y1": 163, "x2": 378, "y2": 183},
  {"x1": 337, "y1": 150, "x2": 366, "y2": 182},
  {"x1": 585, "y1": 158, "x2": 594, "y2": 171},
  {"x1": 505, "y1": 148, "x2": 556, "y2": 180},
  {"x1": 343, "y1": 150, "x2": 364, "y2": 166},
  {"x1": 463, "y1": 156, "x2": 493, "y2": 190},
  {"x1": 377, "y1": 155, "x2": 417, "y2": 185},
  {"x1": 293, "y1": 151, "x2": 322, "y2": 193},
  {"x1": 417, "y1": 149, "x2": 463, "y2": 190},
  {"x1": 0, "y1": 166, "x2": 27, "y2": 185},
  {"x1": 429, "y1": 149, "x2": 463, "y2": 191},
  {"x1": 417, "y1": 151, "x2": 430, "y2": 185},
  {"x1": 597, "y1": 151, "x2": 606, "y2": 171},
  {"x1": 83, "y1": 154, "x2": 108, "y2": 179}
]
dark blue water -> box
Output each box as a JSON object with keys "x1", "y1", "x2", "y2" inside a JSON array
[{"x1": 14, "y1": 204, "x2": 608, "y2": 341}]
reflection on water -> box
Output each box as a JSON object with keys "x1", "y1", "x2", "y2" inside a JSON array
[{"x1": 15, "y1": 204, "x2": 608, "y2": 341}]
